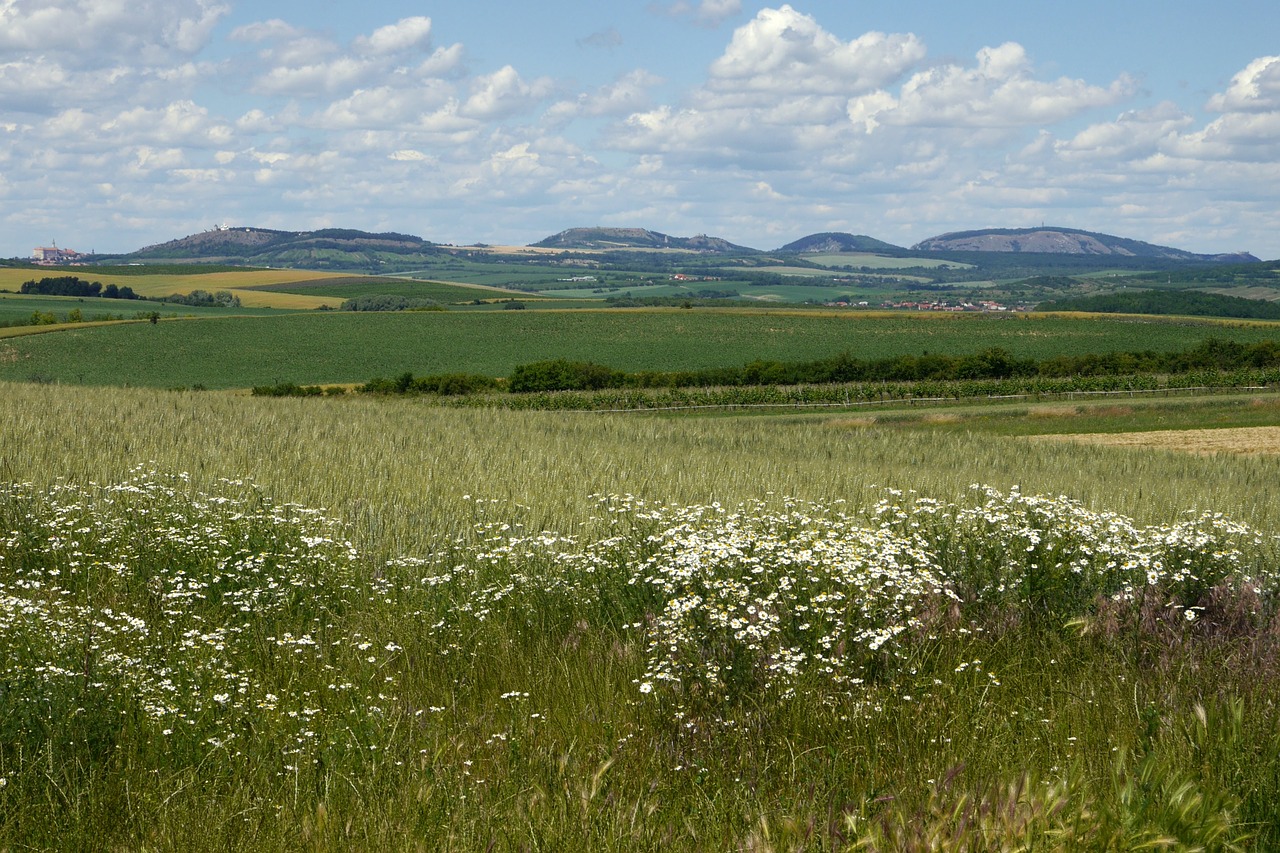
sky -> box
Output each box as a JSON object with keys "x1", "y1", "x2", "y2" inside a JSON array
[{"x1": 2, "y1": 0, "x2": 1279, "y2": 258}]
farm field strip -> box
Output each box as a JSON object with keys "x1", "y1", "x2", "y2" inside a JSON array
[
  {"x1": 0, "y1": 268, "x2": 350, "y2": 309},
  {"x1": 3, "y1": 309, "x2": 1280, "y2": 389},
  {"x1": 246, "y1": 275, "x2": 530, "y2": 302},
  {"x1": 1032, "y1": 424, "x2": 1280, "y2": 454}
]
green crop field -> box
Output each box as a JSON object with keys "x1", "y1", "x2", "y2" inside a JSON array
[
  {"x1": 2, "y1": 309, "x2": 1278, "y2": 389},
  {"x1": 246, "y1": 276, "x2": 526, "y2": 303}
]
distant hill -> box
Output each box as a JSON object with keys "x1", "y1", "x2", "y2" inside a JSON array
[
  {"x1": 912, "y1": 227, "x2": 1257, "y2": 263},
  {"x1": 120, "y1": 227, "x2": 444, "y2": 271},
  {"x1": 531, "y1": 227, "x2": 757, "y2": 253},
  {"x1": 777, "y1": 233, "x2": 904, "y2": 253}
]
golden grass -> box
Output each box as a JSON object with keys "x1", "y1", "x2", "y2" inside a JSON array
[
  {"x1": 1033, "y1": 425, "x2": 1280, "y2": 455},
  {"x1": 219, "y1": 289, "x2": 341, "y2": 309}
]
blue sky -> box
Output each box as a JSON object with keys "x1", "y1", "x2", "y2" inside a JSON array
[{"x1": 2, "y1": 0, "x2": 1279, "y2": 257}]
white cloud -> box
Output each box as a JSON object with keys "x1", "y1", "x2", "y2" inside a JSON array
[
  {"x1": 707, "y1": 6, "x2": 925, "y2": 98},
  {"x1": 354, "y1": 17, "x2": 434, "y2": 56},
  {"x1": 1056, "y1": 103, "x2": 1193, "y2": 161},
  {"x1": 132, "y1": 146, "x2": 187, "y2": 171},
  {"x1": 3, "y1": 5, "x2": 1278, "y2": 258},
  {"x1": 102, "y1": 101, "x2": 233, "y2": 147},
  {"x1": 0, "y1": 0, "x2": 227, "y2": 65},
  {"x1": 545, "y1": 70, "x2": 662, "y2": 124},
  {"x1": 243, "y1": 16, "x2": 459, "y2": 99},
  {"x1": 461, "y1": 66, "x2": 554, "y2": 119},
  {"x1": 0, "y1": 0, "x2": 227, "y2": 114},
  {"x1": 849, "y1": 43, "x2": 1133, "y2": 131},
  {"x1": 311, "y1": 83, "x2": 457, "y2": 130},
  {"x1": 1206, "y1": 55, "x2": 1280, "y2": 113}
]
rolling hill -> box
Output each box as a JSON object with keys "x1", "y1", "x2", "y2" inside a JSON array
[
  {"x1": 777, "y1": 233, "x2": 904, "y2": 253},
  {"x1": 912, "y1": 227, "x2": 1256, "y2": 262},
  {"x1": 530, "y1": 227, "x2": 757, "y2": 253},
  {"x1": 118, "y1": 227, "x2": 445, "y2": 270}
]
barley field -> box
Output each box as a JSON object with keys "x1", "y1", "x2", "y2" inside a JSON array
[{"x1": 2, "y1": 382, "x2": 1279, "y2": 849}]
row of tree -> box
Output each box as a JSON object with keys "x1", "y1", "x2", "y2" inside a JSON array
[
  {"x1": 20, "y1": 276, "x2": 138, "y2": 299},
  {"x1": 338, "y1": 337, "x2": 1280, "y2": 398}
]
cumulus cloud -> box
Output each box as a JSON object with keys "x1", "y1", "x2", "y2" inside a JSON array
[
  {"x1": 707, "y1": 5, "x2": 925, "y2": 98},
  {"x1": 545, "y1": 70, "x2": 662, "y2": 124},
  {"x1": 0, "y1": 0, "x2": 228, "y2": 114},
  {"x1": 651, "y1": 0, "x2": 742, "y2": 28},
  {"x1": 243, "y1": 16, "x2": 462, "y2": 99},
  {"x1": 1056, "y1": 103, "x2": 1193, "y2": 161},
  {"x1": 354, "y1": 17, "x2": 434, "y2": 56},
  {"x1": 0, "y1": 0, "x2": 227, "y2": 65},
  {"x1": 460, "y1": 66, "x2": 555, "y2": 120},
  {"x1": 847, "y1": 42, "x2": 1134, "y2": 132},
  {"x1": 1206, "y1": 55, "x2": 1280, "y2": 113}
]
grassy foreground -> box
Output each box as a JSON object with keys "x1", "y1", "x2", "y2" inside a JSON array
[{"x1": 2, "y1": 383, "x2": 1280, "y2": 850}]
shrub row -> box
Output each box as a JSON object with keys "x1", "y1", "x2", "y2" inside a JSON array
[{"x1": 20, "y1": 276, "x2": 138, "y2": 299}]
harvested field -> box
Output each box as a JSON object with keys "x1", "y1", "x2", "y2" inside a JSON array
[{"x1": 1034, "y1": 425, "x2": 1280, "y2": 455}]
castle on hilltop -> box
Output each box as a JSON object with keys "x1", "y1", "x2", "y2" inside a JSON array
[{"x1": 32, "y1": 243, "x2": 84, "y2": 264}]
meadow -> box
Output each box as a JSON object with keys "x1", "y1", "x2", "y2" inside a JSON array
[
  {"x1": 2, "y1": 308, "x2": 1279, "y2": 390},
  {"x1": 2, "y1": 380, "x2": 1280, "y2": 849},
  {"x1": 245, "y1": 276, "x2": 521, "y2": 304}
]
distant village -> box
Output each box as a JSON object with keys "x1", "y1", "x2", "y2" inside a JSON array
[{"x1": 825, "y1": 297, "x2": 1029, "y2": 312}]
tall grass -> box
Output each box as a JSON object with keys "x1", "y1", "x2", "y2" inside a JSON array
[{"x1": 2, "y1": 382, "x2": 1279, "y2": 849}]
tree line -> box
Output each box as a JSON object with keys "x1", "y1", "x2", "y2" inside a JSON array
[
  {"x1": 252, "y1": 337, "x2": 1280, "y2": 399},
  {"x1": 20, "y1": 276, "x2": 139, "y2": 299}
]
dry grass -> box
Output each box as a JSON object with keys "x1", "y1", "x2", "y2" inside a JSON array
[{"x1": 1034, "y1": 425, "x2": 1280, "y2": 455}]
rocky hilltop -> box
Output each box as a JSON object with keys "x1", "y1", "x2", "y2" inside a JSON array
[
  {"x1": 531, "y1": 227, "x2": 756, "y2": 253},
  {"x1": 912, "y1": 227, "x2": 1256, "y2": 262}
]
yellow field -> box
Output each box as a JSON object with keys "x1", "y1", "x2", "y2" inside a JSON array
[
  {"x1": 1034, "y1": 425, "x2": 1280, "y2": 455},
  {"x1": 0, "y1": 268, "x2": 346, "y2": 309}
]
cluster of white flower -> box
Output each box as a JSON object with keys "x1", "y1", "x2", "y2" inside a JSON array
[
  {"x1": 0, "y1": 469, "x2": 400, "y2": 767},
  {"x1": 5, "y1": 470, "x2": 1276, "y2": 751},
  {"x1": 871, "y1": 485, "x2": 1273, "y2": 618},
  {"x1": 629, "y1": 502, "x2": 952, "y2": 707}
]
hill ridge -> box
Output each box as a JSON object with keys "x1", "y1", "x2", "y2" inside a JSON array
[
  {"x1": 912, "y1": 226, "x2": 1256, "y2": 262},
  {"x1": 778, "y1": 232, "x2": 904, "y2": 253},
  {"x1": 531, "y1": 226, "x2": 757, "y2": 253}
]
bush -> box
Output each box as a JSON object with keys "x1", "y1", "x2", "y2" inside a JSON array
[
  {"x1": 361, "y1": 371, "x2": 499, "y2": 396},
  {"x1": 339, "y1": 295, "x2": 440, "y2": 312},
  {"x1": 507, "y1": 359, "x2": 623, "y2": 393}
]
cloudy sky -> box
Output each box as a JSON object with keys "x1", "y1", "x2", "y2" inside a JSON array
[{"x1": 3, "y1": 0, "x2": 1279, "y2": 257}]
